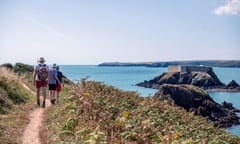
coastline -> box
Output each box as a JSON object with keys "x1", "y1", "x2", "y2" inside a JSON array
[
  {"x1": 206, "y1": 88, "x2": 240, "y2": 92},
  {"x1": 99, "y1": 60, "x2": 240, "y2": 68}
]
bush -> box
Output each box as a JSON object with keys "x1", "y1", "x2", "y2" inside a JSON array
[
  {"x1": 0, "y1": 63, "x2": 13, "y2": 70},
  {"x1": 13, "y1": 63, "x2": 33, "y2": 73}
]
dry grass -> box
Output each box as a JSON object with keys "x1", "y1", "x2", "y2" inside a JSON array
[
  {"x1": 0, "y1": 67, "x2": 19, "y2": 81},
  {"x1": 0, "y1": 67, "x2": 35, "y2": 143},
  {"x1": 0, "y1": 103, "x2": 36, "y2": 144}
]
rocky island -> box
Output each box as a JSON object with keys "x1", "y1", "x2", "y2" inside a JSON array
[
  {"x1": 154, "y1": 84, "x2": 240, "y2": 128},
  {"x1": 137, "y1": 65, "x2": 240, "y2": 127},
  {"x1": 137, "y1": 65, "x2": 240, "y2": 92}
]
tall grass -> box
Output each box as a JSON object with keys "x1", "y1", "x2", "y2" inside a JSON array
[
  {"x1": 0, "y1": 67, "x2": 31, "y2": 104},
  {"x1": 0, "y1": 67, "x2": 34, "y2": 143},
  {"x1": 45, "y1": 80, "x2": 240, "y2": 144}
]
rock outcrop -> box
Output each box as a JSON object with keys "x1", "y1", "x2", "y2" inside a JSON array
[
  {"x1": 226, "y1": 80, "x2": 240, "y2": 89},
  {"x1": 154, "y1": 84, "x2": 240, "y2": 128},
  {"x1": 137, "y1": 70, "x2": 240, "y2": 91}
]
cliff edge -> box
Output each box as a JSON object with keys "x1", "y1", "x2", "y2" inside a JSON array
[{"x1": 154, "y1": 84, "x2": 240, "y2": 128}]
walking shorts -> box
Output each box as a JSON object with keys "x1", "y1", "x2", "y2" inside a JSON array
[
  {"x1": 36, "y1": 80, "x2": 48, "y2": 89},
  {"x1": 56, "y1": 84, "x2": 61, "y2": 92},
  {"x1": 48, "y1": 84, "x2": 57, "y2": 90}
]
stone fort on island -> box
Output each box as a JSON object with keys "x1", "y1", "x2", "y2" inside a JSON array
[{"x1": 168, "y1": 65, "x2": 212, "y2": 73}]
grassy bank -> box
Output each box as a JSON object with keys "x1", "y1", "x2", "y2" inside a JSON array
[
  {"x1": 42, "y1": 80, "x2": 240, "y2": 144},
  {"x1": 0, "y1": 67, "x2": 35, "y2": 144}
]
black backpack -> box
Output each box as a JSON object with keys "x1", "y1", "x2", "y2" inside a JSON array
[{"x1": 38, "y1": 64, "x2": 48, "y2": 81}]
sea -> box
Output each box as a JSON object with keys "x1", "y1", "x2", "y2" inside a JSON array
[{"x1": 60, "y1": 65, "x2": 240, "y2": 137}]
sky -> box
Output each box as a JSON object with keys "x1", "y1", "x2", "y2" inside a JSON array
[{"x1": 0, "y1": 0, "x2": 240, "y2": 65}]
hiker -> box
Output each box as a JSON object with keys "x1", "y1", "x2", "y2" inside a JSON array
[
  {"x1": 33, "y1": 57, "x2": 49, "y2": 108},
  {"x1": 48, "y1": 64, "x2": 60, "y2": 104},
  {"x1": 56, "y1": 65, "x2": 64, "y2": 102}
]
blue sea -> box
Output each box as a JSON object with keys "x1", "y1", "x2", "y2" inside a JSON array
[{"x1": 60, "y1": 65, "x2": 240, "y2": 137}]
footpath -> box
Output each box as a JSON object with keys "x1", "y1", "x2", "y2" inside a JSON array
[{"x1": 21, "y1": 83, "x2": 50, "y2": 144}]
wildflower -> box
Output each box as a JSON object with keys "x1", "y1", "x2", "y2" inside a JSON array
[
  {"x1": 123, "y1": 111, "x2": 129, "y2": 117},
  {"x1": 172, "y1": 133, "x2": 179, "y2": 139},
  {"x1": 114, "y1": 121, "x2": 121, "y2": 126},
  {"x1": 83, "y1": 92, "x2": 90, "y2": 96}
]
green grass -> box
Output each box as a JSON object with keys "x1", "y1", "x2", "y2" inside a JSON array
[
  {"x1": 43, "y1": 80, "x2": 240, "y2": 144},
  {"x1": 0, "y1": 67, "x2": 35, "y2": 143}
]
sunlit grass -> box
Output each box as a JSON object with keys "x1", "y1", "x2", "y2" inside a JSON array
[
  {"x1": 0, "y1": 66, "x2": 35, "y2": 143},
  {"x1": 44, "y1": 80, "x2": 240, "y2": 144}
]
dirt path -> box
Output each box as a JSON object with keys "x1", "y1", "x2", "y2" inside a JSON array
[{"x1": 21, "y1": 83, "x2": 51, "y2": 144}]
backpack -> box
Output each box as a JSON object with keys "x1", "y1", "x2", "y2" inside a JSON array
[{"x1": 38, "y1": 64, "x2": 48, "y2": 81}]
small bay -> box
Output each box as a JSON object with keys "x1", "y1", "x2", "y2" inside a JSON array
[{"x1": 61, "y1": 65, "x2": 240, "y2": 137}]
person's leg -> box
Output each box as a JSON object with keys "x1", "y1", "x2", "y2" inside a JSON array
[
  {"x1": 56, "y1": 84, "x2": 61, "y2": 102},
  {"x1": 51, "y1": 90, "x2": 56, "y2": 104},
  {"x1": 41, "y1": 80, "x2": 48, "y2": 108},
  {"x1": 36, "y1": 81, "x2": 41, "y2": 106},
  {"x1": 36, "y1": 88, "x2": 40, "y2": 106},
  {"x1": 56, "y1": 91, "x2": 59, "y2": 102},
  {"x1": 49, "y1": 84, "x2": 56, "y2": 104},
  {"x1": 49, "y1": 84, "x2": 53, "y2": 104},
  {"x1": 52, "y1": 84, "x2": 57, "y2": 104},
  {"x1": 42, "y1": 87, "x2": 46, "y2": 108}
]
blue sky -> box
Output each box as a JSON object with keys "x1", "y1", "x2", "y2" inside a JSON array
[{"x1": 0, "y1": 0, "x2": 240, "y2": 65}]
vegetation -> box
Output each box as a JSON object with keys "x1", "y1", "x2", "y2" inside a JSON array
[
  {"x1": 0, "y1": 67, "x2": 34, "y2": 143},
  {"x1": 43, "y1": 80, "x2": 240, "y2": 144},
  {"x1": 13, "y1": 63, "x2": 34, "y2": 74},
  {"x1": 0, "y1": 63, "x2": 13, "y2": 70}
]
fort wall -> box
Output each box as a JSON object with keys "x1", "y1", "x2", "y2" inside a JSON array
[{"x1": 168, "y1": 65, "x2": 212, "y2": 73}]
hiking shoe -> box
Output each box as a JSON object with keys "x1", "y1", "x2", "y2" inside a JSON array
[
  {"x1": 51, "y1": 99, "x2": 56, "y2": 105},
  {"x1": 42, "y1": 101, "x2": 46, "y2": 108},
  {"x1": 37, "y1": 100, "x2": 40, "y2": 106}
]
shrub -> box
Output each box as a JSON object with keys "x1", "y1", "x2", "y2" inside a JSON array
[
  {"x1": 13, "y1": 63, "x2": 33, "y2": 73},
  {"x1": 0, "y1": 63, "x2": 13, "y2": 70}
]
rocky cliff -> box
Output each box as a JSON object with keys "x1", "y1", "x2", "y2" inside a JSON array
[
  {"x1": 154, "y1": 84, "x2": 240, "y2": 128},
  {"x1": 137, "y1": 70, "x2": 240, "y2": 91}
]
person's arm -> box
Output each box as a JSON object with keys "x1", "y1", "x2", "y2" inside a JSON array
[
  {"x1": 47, "y1": 66, "x2": 50, "y2": 81},
  {"x1": 55, "y1": 72, "x2": 60, "y2": 85},
  {"x1": 48, "y1": 69, "x2": 51, "y2": 81},
  {"x1": 61, "y1": 72, "x2": 64, "y2": 87},
  {"x1": 61, "y1": 76, "x2": 64, "y2": 87},
  {"x1": 33, "y1": 66, "x2": 37, "y2": 85}
]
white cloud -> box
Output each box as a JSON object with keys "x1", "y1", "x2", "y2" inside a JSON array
[{"x1": 214, "y1": 0, "x2": 240, "y2": 15}]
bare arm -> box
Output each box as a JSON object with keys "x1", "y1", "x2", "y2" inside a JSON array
[
  {"x1": 61, "y1": 77, "x2": 64, "y2": 87},
  {"x1": 33, "y1": 67, "x2": 37, "y2": 85},
  {"x1": 48, "y1": 71, "x2": 51, "y2": 81},
  {"x1": 55, "y1": 75, "x2": 60, "y2": 85}
]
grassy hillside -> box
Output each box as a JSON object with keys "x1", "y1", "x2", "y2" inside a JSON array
[
  {"x1": 0, "y1": 66, "x2": 35, "y2": 143},
  {"x1": 42, "y1": 80, "x2": 240, "y2": 144}
]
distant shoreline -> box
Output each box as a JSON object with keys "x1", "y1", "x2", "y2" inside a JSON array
[
  {"x1": 206, "y1": 88, "x2": 240, "y2": 92},
  {"x1": 98, "y1": 60, "x2": 240, "y2": 68}
]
